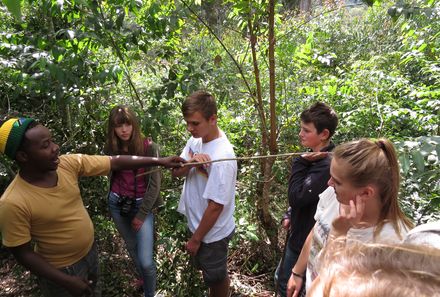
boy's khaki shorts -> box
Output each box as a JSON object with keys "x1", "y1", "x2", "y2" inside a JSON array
[{"x1": 193, "y1": 229, "x2": 235, "y2": 286}]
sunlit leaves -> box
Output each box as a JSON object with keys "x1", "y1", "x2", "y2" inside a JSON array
[
  {"x1": 396, "y1": 136, "x2": 440, "y2": 222},
  {"x1": 2, "y1": 0, "x2": 23, "y2": 19},
  {"x1": 0, "y1": 1, "x2": 439, "y2": 295}
]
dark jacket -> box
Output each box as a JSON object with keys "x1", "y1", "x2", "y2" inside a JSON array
[
  {"x1": 109, "y1": 140, "x2": 162, "y2": 222},
  {"x1": 287, "y1": 143, "x2": 335, "y2": 253}
]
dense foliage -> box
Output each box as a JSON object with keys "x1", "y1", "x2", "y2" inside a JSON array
[{"x1": 0, "y1": 0, "x2": 439, "y2": 296}]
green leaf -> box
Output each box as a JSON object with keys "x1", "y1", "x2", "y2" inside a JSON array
[
  {"x1": 2, "y1": 0, "x2": 22, "y2": 19},
  {"x1": 399, "y1": 152, "x2": 410, "y2": 174},
  {"x1": 412, "y1": 150, "x2": 425, "y2": 173},
  {"x1": 246, "y1": 230, "x2": 259, "y2": 241},
  {"x1": 111, "y1": 65, "x2": 123, "y2": 83},
  {"x1": 418, "y1": 43, "x2": 427, "y2": 52},
  {"x1": 115, "y1": 8, "x2": 125, "y2": 29},
  {"x1": 251, "y1": 263, "x2": 260, "y2": 273}
]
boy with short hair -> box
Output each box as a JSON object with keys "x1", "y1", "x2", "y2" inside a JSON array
[
  {"x1": 0, "y1": 117, "x2": 183, "y2": 297},
  {"x1": 172, "y1": 91, "x2": 237, "y2": 297},
  {"x1": 275, "y1": 102, "x2": 338, "y2": 297}
]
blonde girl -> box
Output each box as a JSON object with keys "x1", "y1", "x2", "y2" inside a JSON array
[
  {"x1": 287, "y1": 138, "x2": 414, "y2": 297},
  {"x1": 308, "y1": 242, "x2": 440, "y2": 297}
]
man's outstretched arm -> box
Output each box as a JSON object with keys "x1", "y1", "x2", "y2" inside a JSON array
[{"x1": 110, "y1": 155, "x2": 185, "y2": 171}]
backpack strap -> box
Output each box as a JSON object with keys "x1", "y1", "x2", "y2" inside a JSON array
[
  {"x1": 133, "y1": 138, "x2": 153, "y2": 198},
  {"x1": 144, "y1": 137, "x2": 153, "y2": 155},
  {"x1": 143, "y1": 137, "x2": 156, "y2": 192}
]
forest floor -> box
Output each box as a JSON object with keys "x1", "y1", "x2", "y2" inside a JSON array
[{"x1": 0, "y1": 236, "x2": 279, "y2": 297}]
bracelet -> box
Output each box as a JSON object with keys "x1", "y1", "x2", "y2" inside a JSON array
[{"x1": 292, "y1": 271, "x2": 304, "y2": 278}]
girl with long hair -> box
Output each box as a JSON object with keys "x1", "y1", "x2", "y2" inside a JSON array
[{"x1": 105, "y1": 105, "x2": 162, "y2": 297}]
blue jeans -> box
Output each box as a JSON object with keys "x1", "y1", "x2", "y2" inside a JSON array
[
  {"x1": 38, "y1": 242, "x2": 101, "y2": 297},
  {"x1": 108, "y1": 192, "x2": 156, "y2": 297},
  {"x1": 275, "y1": 243, "x2": 301, "y2": 297}
]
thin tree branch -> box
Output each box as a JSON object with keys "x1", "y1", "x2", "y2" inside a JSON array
[
  {"x1": 96, "y1": 1, "x2": 144, "y2": 109},
  {"x1": 248, "y1": 17, "x2": 269, "y2": 149},
  {"x1": 268, "y1": 0, "x2": 278, "y2": 154},
  {"x1": 179, "y1": 0, "x2": 267, "y2": 124},
  {"x1": 136, "y1": 151, "x2": 312, "y2": 178}
]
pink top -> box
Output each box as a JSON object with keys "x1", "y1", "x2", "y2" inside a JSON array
[{"x1": 111, "y1": 168, "x2": 147, "y2": 198}]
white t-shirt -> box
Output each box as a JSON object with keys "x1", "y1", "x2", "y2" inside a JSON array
[
  {"x1": 306, "y1": 186, "x2": 409, "y2": 290},
  {"x1": 404, "y1": 221, "x2": 440, "y2": 248},
  {"x1": 177, "y1": 131, "x2": 237, "y2": 243}
]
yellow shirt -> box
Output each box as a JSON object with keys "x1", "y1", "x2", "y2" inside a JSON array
[{"x1": 0, "y1": 154, "x2": 111, "y2": 268}]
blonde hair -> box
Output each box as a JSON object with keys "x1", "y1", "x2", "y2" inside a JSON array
[
  {"x1": 333, "y1": 138, "x2": 413, "y2": 238},
  {"x1": 105, "y1": 105, "x2": 144, "y2": 156},
  {"x1": 317, "y1": 241, "x2": 440, "y2": 297}
]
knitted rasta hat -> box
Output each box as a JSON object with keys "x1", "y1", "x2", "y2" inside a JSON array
[{"x1": 0, "y1": 117, "x2": 35, "y2": 159}]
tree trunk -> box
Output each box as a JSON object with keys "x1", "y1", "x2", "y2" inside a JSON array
[
  {"x1": 253, "y1": 0, "x2": 279, "y2": 251},
  {"x1": 256, "y1": 157, "x2": 279, "y2": 249},
  {"x1": 269, "y1": 0, "x2": 278, "y2": 156},
  {"x1": 189, "y1": 0, "x2": 281, "y2": 251},
  {"x1": 299, "y1": 0, "x2": 312, "y2": 12}
]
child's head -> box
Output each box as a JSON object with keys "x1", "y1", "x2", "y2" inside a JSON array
[
  {"x1": 309, "y1": 241, "x2": 440, "y2": 297},
  {"x1": 181, "y1": 91, "x2": 219, "y2": 141},
  {"x1": 182, "y1": 91, "x2": 217, "y2": 120},
  {"x1": 299, "y1": 102, "x2": 338, "y2": 151},
  {"x1": 108, "y1": 105, "x2": 139, "y2": 128},
  {"x1": 106, "y1": 105, "x2": 143, "y2": 155},
  {"x1": 329, "y1": 138, "x2": 413, "y2": 235},
  {"x1": 300, "y1": 102, "x2": 338, "y2": 138}
]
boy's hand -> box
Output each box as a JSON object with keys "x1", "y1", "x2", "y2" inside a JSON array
[
  {"x1": 282, "y1": 218, "x2": 291, "y2": 230},
  {"x1": 159, "y1": 156, "x2": 186, "y2": 168},
  {"x1": 190, "y1": 153, "x2": 211, "y2": 168},
  {"x1": 301, "y1": 152, "x2": 329, "y2": 162},
  {"x1": 185, "y1": 237, "x2": 201, "y2": 257}
]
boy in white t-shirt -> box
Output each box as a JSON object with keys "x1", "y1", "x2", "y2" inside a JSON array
[{"x1": 172, "y1": 90, "x2": 237, "y2": 297}]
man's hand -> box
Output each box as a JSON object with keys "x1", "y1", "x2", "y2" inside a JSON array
[
  {"x1": 185, "y1": 237, "x2": 201, "y2": 257},
  {"x1": 131, "y1": 217, "x2": 144, "y2": 232},
  {"x1": 10, "y1": 243, "x2": 93, "y2": 297},
  {"x1": 286, "y1": 272, "x2": 303, "y2": 297},
  {"x1": 64, "y1": 275, "x2": 93, "y2": 297},
  {"x1": 159, "y1": 156, "x2": 186, "y2": 168},
  {"x1": 301, "y1": 151, "x2": 329, "y2": 162}
]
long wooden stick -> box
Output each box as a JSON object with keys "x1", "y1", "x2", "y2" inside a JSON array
[{"x1": 135, "y1": 151, "x2": 309, "y2": 178}]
